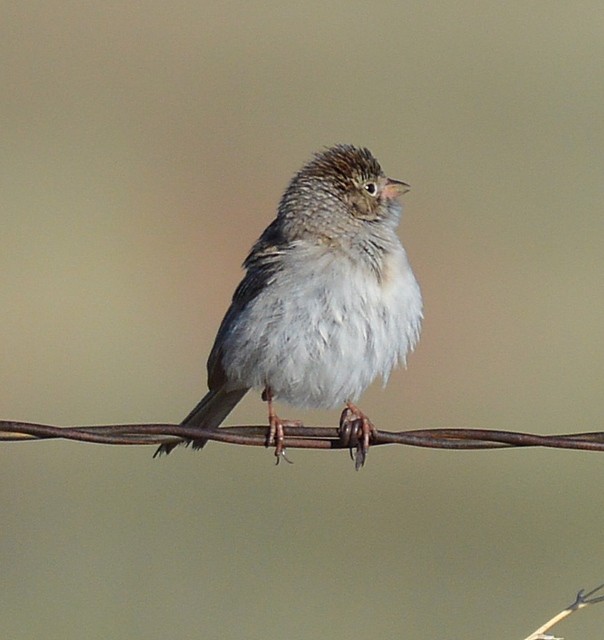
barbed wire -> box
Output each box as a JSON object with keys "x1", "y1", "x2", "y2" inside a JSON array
[{"x1": 3, "y1": 419, "x2": 604, "y2": 462}]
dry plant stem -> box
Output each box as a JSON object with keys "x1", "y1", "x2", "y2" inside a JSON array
[{"x1": 523, "y1": 584, "x2": 604, "y2": 640}]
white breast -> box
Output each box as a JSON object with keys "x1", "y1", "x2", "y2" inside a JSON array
[{"x1": 221, "y1": 240, "x2": 422, "y2": 409}]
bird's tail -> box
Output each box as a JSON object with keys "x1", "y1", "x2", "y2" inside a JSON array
[{"x1": 154, "y1": 386, "x2": 248, "y2": 457}]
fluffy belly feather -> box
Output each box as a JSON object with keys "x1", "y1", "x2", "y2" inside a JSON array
[{"x1": 221, "y1": 243, "x2": 422, "y2": 408}]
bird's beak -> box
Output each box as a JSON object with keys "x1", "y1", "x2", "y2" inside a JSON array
[{"x1": 383, "y1": 178, "x2": 410, "y2": 199}]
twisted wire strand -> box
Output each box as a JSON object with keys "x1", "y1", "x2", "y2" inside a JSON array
[{"x1": 2, "y1": 420, "x2": 604, "y2": 453}]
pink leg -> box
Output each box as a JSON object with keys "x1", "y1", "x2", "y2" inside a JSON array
[{"x1": 262, "y1": 387, "x2": 301, "y2": 464}]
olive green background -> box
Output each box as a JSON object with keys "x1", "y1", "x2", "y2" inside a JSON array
[{"x1": 2, "y1": 2, "x2": 603, "y2": 639}]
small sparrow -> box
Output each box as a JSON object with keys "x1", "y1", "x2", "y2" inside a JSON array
[{"x1": 157, "y1": 144, "x2": 422, "y2": 467}]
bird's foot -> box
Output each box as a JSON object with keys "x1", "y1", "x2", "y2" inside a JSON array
[
  {"x1": 339, "y1": 402, "x2": 377, "y2": 470},
  {"x1": 263, "y1": 386, "x2": 300, "y2": 464},
  {"x1": 268, "y1": 414, "x2": 301, "y2": 464}
]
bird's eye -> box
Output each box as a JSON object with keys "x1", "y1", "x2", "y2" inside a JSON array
[{"x1": 363, "y1": 182, "x2": 378, "y2": 196}]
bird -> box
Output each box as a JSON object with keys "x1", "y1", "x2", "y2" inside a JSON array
[{"x1": 156, "y1": 144, "x2": 422, "y2": 468}]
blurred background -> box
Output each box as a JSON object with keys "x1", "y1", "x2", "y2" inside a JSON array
[{"x1": 2, "y1": 2, "x2": 603, "y2": 638}]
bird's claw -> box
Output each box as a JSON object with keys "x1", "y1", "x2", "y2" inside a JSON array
[
  {"x1": 275, "y1": 447, "x2": 294, "y2": 465},
  {"x1": 339, "y1": 403, "x2": 377, "y2": 470},
  {"x1": 264, "y1": 386, "x2": 300, "y2": 465},
  {"x1": 267, "y1": 414, "x2": 300, "y2": 465}
]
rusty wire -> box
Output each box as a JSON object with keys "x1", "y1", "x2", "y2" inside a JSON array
[{"x1": 2, "y1": 420, "x2": 604, "y2": 457}]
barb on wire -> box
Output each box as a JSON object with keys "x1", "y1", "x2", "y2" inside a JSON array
[{"x1": 3, "y1": 419, "x2": 604, "y2": 457}]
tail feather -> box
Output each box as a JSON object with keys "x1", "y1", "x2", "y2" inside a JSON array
[{"x1": 154, "y1": 386, "x2": 248, "y2": 457}]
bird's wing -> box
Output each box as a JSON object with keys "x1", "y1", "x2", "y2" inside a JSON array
[{"x1": 206, "y1": 222, "x2": 287, "y2": 391}]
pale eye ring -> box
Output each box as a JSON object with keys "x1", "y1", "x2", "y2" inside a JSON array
[{"x1": 363, "y1": 181, "x2": 378, "y2": 196}]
